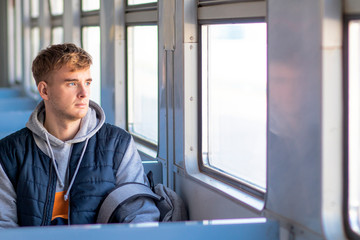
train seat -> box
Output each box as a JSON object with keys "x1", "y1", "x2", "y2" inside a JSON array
[
  {"x1": 0, "y1": 110, "x2": 33, "y2": 139},
  {"x1": 0, "y1": 97, "x2": 38, "y2": 111},
  {"x1": 0, "y1": 88, "x2": 22, "y2": 98},
  {"x1": 0, "y1": 88, "x2": 38, "y2": 139}
]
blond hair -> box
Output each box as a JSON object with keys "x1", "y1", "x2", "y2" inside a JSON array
[{"x1": 32, "y1": 43, "x2": 92, "y2": 85}]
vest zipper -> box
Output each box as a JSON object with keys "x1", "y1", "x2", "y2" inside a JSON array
[{"x1": 41, "y1": 161, "x2": 53, "y2": 225}]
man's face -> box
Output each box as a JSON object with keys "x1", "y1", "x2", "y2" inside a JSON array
[{"x1": 41, "y1": 65, "x2": 92, "y2": 123}]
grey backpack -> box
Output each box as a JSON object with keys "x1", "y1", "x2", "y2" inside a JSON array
[{"x1": 97, "y1": 171, "x2": 188, "y2": 223}]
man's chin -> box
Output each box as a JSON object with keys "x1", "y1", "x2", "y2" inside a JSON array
[{"x1": 72, "y1": 108, "x2": 89, "y2": 120}]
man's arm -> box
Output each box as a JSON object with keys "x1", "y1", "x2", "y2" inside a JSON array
[
  {"x1": 0, "y1": 164, "x2": 18, "y2": 228},
  {"x1": 113, "y1": 137, "x2": 160, "y2": 223}
]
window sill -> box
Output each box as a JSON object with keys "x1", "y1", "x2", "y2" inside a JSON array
[{"x1": 184, "y1": 164, "x2": 265, "y2": 213}]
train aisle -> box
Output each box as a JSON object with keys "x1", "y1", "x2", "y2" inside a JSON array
[{"x1": 0, "y1": 88, "x2": 38, "y2": 139}]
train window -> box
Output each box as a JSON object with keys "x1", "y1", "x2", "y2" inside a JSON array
[
  {"x1": 126, "y1": 25, "x2": 158, "y2": 146},
  {"x1": 127, "y1": 0, "x2": 157, "y2": 6},
  {"x1": 51, "y1": 27, "x2": 64, "y2": 44},
  {"x1": 82, "y1": 26, "x2": 101, "y2": 105},
  {"x1": 30, "y1": 28, "x2": 39, "y2": 60},
  {"x1": 49, "y1": 0, "x2": 63, "y2": 16},
  {"x1": 30, "y1": 0, "x2": 39, "y2": 18},
  {"x1": 347, "y1": 19, "x2": 360, "y2": 237},
  {"x1": 200, "y1": 22, "x2": 267, "y2": 193},
  {"x1": 81, "y1": 0, "x2": 100, "y2": 12}
]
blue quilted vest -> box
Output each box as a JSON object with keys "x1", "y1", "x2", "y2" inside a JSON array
[{"x1": 0, "y1": 123, "x2": 131, "y2": 226}]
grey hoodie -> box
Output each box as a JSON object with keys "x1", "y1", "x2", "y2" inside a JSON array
[{"x1": 0, "y1": 100, "x2": 159, "y2": 227}]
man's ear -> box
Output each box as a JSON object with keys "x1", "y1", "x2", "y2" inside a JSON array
[{"x1": 38, "y1": 81, "x2": 49, "y2": 100}]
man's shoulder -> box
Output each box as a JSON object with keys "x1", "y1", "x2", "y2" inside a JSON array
[
  {"x1": 98, "y1": 123, "x2": 131, "y2": 141},
  {"x1": 0, "y1": 128, "x2": 32, "y2": 146},
  {"x1": 0, "y1": 128, "x2": 32, "y2": 158},
  {"x1": 95, "y1": 123, "x2": 132, "y2": 153}
]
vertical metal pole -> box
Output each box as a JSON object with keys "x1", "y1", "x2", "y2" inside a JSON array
[
  {"x1": 39, "y1": 0, "x2": 51, "y2": 48},
  {"x1": 7, "y1": 0, "x2": 15, "y2": 86},
  {"x1": 63, "y1": 0, "x2": 81, "y2": 46},
  {"x1": 15, "y1": 0, "x2": 22, "y2": 84},
  {"x1": 114, "y1": 0, "x2": 126, "y2": 128},
  {"x1": 158, "y1": 0, "x2": 176, "y2": 187},
  {"x1": 0, "y1": 0, "x2": 9, "y2": 87},
  {"x1": 22, "y1": 0, "x2": 32, "y2": 93},
  {"x1": 100, "y1": 0, "x2": 116, "y2": 124}
]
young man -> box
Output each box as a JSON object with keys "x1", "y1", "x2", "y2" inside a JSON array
[{"x1": 0, "y1": 43, "x2": 160, "y2": 227}]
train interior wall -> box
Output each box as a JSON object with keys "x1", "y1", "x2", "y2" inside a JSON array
[{"x1": 0, "y1": 0, "x2": 356, "y2": 239}]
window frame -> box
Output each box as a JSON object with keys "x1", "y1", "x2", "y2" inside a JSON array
[
  {"x1": 124, "y1": 2, "x2": 159, "y2": 156},
  {"x1": 198, "y1": 0, "x2": 261, "y2": 6},
  {"x1": 182, "y1": 0, "x2": 266, "y2": 211},
  {"x1": 126, "y1": 1, "x2": 157, "y2": 10},
  {"x1": 198, "y1": 17, "x2": 267, "y2": 199}
]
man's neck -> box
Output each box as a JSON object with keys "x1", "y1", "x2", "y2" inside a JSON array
[{"x1": 43, "y1": 114, "x2": 81, "y2": 141}]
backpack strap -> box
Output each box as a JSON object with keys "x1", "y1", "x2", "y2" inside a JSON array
[{"x1": 97, "y1": 182, "x2": 163, "y2": 224}]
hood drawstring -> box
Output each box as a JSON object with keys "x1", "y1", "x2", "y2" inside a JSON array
[
  {"x1": 64, "y1": 138, "x2": 89, "y2": 201},
  {"x1": 45, "y1": 133, "x2": 90, "y2": 202},
  {"x1": 45, "y1": 134, "x2": 65, "y2": 188}
]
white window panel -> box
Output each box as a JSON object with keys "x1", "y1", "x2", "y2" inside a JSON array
[
  {"x1": 127, "y1": 25, "x2": 158, "y2": 145},
  {"x1": 201, "y1": 22, "x2": 267, "y2": 190}
]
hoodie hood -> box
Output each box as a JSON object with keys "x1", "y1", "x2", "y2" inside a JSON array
[
  {"x1": 25, "y1": 100, "x2": 106, "y2": 200},
  {"x1": 26, "y1": 100, "x2": 105, "y2": 147}
]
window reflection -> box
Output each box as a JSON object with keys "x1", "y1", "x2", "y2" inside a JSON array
[
  {"x1": 201, "y1": 23, "x2": 267, "y2": 190},
  {"x1": 127, "y1": 25, "x2": 158, "y2": 145}
]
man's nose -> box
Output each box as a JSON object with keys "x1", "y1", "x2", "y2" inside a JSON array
[{"x1": 78, "y1": 83, "x2": 90, "y2": 98}]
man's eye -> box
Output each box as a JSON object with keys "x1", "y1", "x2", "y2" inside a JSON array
[
  {"x1": 86, "y1": 82, "x2": 91, "y2": 86},
  {"x1": 68, "y1": 82, "x2": 76, "y2": 86}
]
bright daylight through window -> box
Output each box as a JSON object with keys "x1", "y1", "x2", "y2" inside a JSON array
[
  {"x1": 348, "y1": 19, "x2": 360, "y2": 236},
  {"x1": 127, "y1": 0, "x2": 157, "y2": 6},
  {"x1": 82, "y1": 27, "x2": 101, "y2": 105},
  {"x1": 201, "y1": 22, "x2": 267, "y2": 191},
  {"x1": 127, "y1": 25, "x2": 158, "y2": 146}
]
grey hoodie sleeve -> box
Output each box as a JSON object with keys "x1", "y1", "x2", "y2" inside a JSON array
[
  {"x1": 0, "y1": 164, "x2": 18, "y2": 228},
  {"x1": 114, "y1": 137, "x2": 160, "y2": 223}
]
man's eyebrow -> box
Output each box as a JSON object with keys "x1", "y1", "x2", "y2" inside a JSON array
[
  {"x1": 64, "y1": 79, "x2": 79, "y2": 82},
  {"x1": 63, "y1": 78, "x2": 92, "y2": 82}
]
